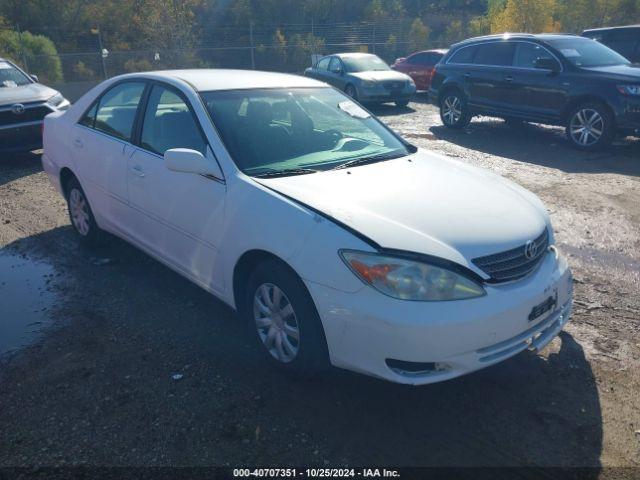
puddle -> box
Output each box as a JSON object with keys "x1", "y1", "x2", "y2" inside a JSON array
[{"x1": 0, "y1": 251, "x2": 57, "y2": 357}]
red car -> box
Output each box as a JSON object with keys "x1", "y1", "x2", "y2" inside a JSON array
[{"x1": 391, "y1": 49, "x2": 448, "y2": 91}]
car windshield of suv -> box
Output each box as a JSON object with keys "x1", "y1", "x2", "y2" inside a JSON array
[
  {"x1": 342, "y1": 55, "x2": 391, "y2": 72},
  {"x1": 0, "y1": 61, "x2": 31, "y2": 87},
  {"x1": 201, "y1": 87, "x2": 409, "y2": 176},
  {"x1": 547, "y1": 38, "x2": 630, "y2": 67}
]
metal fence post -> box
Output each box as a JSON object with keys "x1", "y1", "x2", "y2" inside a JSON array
[
  {"x1": 372, "y1": 21, "x2": 376, "y2": 54},
  {"x1": 16, "y1": 24, "x2": 29, "y2": 72},
  {"x1": 249, "y1": 22, "x2": 256, "y2": 69},
  {"x1": 97, "y1": 30, "x2": 108, "y2": 79}
]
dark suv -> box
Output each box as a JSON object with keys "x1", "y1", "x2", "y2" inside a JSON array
[
  {"x1": 583, "y1": 25, "x2": 640, "y2": 63},
  {"x1": 429, "y1": 34, "x2": 640, "y2": 150}
]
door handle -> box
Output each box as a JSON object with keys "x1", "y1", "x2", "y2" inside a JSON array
[
  {"x1": 504, "y1": 75, "x2": 514, "y2": 82},
  {"x1": 131, "y1": 166, "x2": 145, "y2": 178},
  {"x1": 73, "y1": 138, "x2": 83, "y2": 149},
  {"x1": 463, "y1": 72, "x2": 472, "y2": 78}
]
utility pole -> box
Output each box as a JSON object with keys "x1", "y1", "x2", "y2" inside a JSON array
[
  {"x1": 16, "y1": 24, "x2": 29, "y2": 72},
  {"x1": 249, "y1": 22, "x2": 256, "y2": 69},
  {"x1": 93, "y1": 27, "x2": 108, "y2": 79}
]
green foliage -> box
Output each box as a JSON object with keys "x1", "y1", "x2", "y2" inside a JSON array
[
  {"x1": 72, "y1": 61, "x2": 96, "y2": 80},
  {"x1": 408, "y1": 17, "x2": 430, "y2": 52},
  {"x1": 0, "y1": 29, "x2": 63, "y2": 82}
]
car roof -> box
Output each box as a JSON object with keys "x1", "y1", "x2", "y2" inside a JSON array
[
  {"x1": 333, "y1": 52, "x2": 379, "y2": 59},
  {"x1": 583, "y1": 25, "x2": 640, "y2": 34},
  {"x1": 410, "y1": 49, "x2": 448, "y2": 55},
  {"x1": 118, "y1": 69, "x2": 326, "y2": 92},
  {"x1": 452, "y1": 33, "x2": 579, "y2": 48}
]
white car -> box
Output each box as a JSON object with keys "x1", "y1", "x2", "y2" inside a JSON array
[{"x1": 42, "y1": 69, "x2": 573, "y2": 385}]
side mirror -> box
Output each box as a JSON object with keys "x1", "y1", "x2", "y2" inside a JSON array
[
  {"x1": 164, "y1": 148, "x2": 224, "y2": 179},
  {"x1": 534, "y1": 57, "x2": 560, "y2": 72},
  {"x1": 395, "y1": 57, "x2": 406, "y2": 64},
  {"x1": 30, "y1": 74, "x2": 39, "y2": 82},
  {"x1": 331, "y1": 66, "x2": 343, "y2": 75}
]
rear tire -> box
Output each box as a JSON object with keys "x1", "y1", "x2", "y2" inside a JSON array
[
  {"x1": 566, "y1": 102, "x2": 615, "y2": 151},
  {"x1": 244, "y1": 260, "x2": 329, "y2": 376},
  {"x1": 65, "y1": 177, "x2": 101, "y2": 246},
  {"x1": 395, "y1": 99, "x2": 410, "y2": 108},
  {"x1": 439, "y1": 90, "x2": 471, "y2": 129}
]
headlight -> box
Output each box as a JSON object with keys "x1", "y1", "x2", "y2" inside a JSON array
[
  {"x1": 617, "y1": 85, "x2": 640, "y2": 96},
  {"x1": 361, "y1": 80, "x2": 376, "y2": 88},
  {"x1": 340, "y1": 250, "x2": 486, "y2": 301},
  {"x1": 47, "y1": 93, "x2": 65, "y2": 106},
  {"x1": 407, "y1": 79, "x2": 416, "y2": 88}
]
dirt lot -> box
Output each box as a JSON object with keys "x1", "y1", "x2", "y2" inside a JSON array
[{"x1": 0, "y1": 98, "x2": 639, "y2": 471}]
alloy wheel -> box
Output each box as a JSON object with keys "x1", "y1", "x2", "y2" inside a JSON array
[
  {"x1": 569, "y1": 108, "x2": 604, "y2": 147},
  {"x1": 442, "y1": 95, "x2": 462, "y2": 125},
  {"x1": 253, "y1": 283, "x2": 300, "y2": 363},
  {"x1": 69, "y1": 188, "x2": 91, "y2": 236}
]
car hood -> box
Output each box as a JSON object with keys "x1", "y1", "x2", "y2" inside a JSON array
[
  {"x1": 256, "y1": 150, "x2": 548, "y2": 269},
  {"x1": 0, "y1": 83, "x2": 58, "y2": 106},
  {"x1": 350, "y1": 70, "x2": 411, "y2": 83},
  {"x1": 582, "y1": 63, "x2": 640, "y2": 81}
]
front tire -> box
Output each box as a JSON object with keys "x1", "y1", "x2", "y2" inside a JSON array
[
  {"x1": 244, "y1": 260, "x2": 329, "y2": 376},
  {"x1": 345, "y1": 84, "x2": 358, "y2": 100},
  {"x1": 395, "y1": 99, "x2": 410, "y2": 108},
  {"x1": 566, "y1": 102, "x2": 614, "y2": 151},
  {"x1": 440, "y1": 90, "x2": 471, "y2": 129},
  {"x1": 66, "y1": 177, "x2": 101, "y2": 246}
]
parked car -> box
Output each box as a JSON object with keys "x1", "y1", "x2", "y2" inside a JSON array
[
  {"x1": 391, "y1": 49, "x2": 447, "y2": 90},
  {"x1": 305, "y1": 53, "x2": 416, "y2": 107},
  {"x1": 430, "y1": 34, "x2": 640, "y2": 150},
  {"x1": 43, "y1": 69, "x2": 572, "y2": 385},
  {"x1": 583, "y1": 25, "x2": 640, "y2": 63},
  {"x1": 0, "y1": 57, "x2": 69, "y2": 154}
]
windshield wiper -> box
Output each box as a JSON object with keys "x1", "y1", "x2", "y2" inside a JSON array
[
  {"x1": 331, "y1": 152, "x2": 406, "y2": 171},
  {"x1": 252, "y1": 168, "x2": 319, "y2": 178}
]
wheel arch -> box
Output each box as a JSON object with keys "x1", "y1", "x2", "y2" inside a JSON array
[
  {"x1": 438, "y1": 81, "x2": 465, "y2": 104},
  {"x1": 561, "y1": 95, "x2": 615, "y2": 124},
  {"x1": 233, "y1": 249, "x2": 304, "y2": 313},
  {"x1": 59, "y1": 167, "x2": 78, "y2": 198}
]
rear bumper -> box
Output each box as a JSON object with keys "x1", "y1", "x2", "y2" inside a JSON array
[{"x1": 0, "y1": 122, "x2": 42, "y2": 153}]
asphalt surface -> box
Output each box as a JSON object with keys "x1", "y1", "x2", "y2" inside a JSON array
[{"x1": 0, "y1": 97, "x2": 639, "y2": 470}]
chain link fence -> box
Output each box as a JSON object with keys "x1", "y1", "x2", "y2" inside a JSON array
[{"x1": 1, "y1": 20, "x2": 452, "y2": 100}]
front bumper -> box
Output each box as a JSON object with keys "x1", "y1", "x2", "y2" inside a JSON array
[
  {"x1": 0, "y1": 122, "x2": 42, "y2": 153},
  {"x1": 0, "y1": 98, "x2": 69, "y2": 154},
  {"x1": 615, "y1": 96, "x2": 640, "y2": 136},
  {"x1": 307, "y1": 249, "x2": 572, "y2": 385},
  {"x1": 358, "y1": 84, "x2": 416, "y2": 103}
]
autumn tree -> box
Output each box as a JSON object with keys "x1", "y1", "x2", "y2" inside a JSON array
[
  {"x1": 490, "y1": 0, "x2": 562, "y2": 33},
  {"x1": 408, "y1": 17, "x2": 429, "y2": 52}
]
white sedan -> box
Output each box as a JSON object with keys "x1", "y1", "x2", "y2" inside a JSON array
[{"x1": 42, "y1": 69, "x2": 573, "y2": 385}]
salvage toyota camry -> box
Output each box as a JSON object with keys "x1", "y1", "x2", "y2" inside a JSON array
[{"x1": 42, "y1": 69, "x2": 573, "y2": 385}]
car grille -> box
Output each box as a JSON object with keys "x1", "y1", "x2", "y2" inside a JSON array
[
  {"x1": 383, "y1": 80, "x2": 405, "y2": 91},
  {"x1": 472, "y1": 229, "x2": 549, "y2": 283},
  {"x1": 0, "y1": 103, "x2": 52, "y2": 127}
]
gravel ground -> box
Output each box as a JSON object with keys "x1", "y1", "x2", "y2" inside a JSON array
[{"x1": 0, "y1": 98, "x2": 639, "y2": 470}]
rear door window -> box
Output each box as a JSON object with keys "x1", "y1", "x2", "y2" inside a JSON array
[
  {"x1": 448, "y1": 45, "x2": 477, "y2": 64},
  {"x1": 316, "y1": 57, "x2": 330, "y2": 70},
  {"x1": 474, "y1": 42, "x2": 516, "y2": 66},
  {"x1": 93, "y1": 82, "x2": 146, "y2": 141}
]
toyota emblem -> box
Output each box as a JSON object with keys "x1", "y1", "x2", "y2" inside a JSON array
[
  {"x1": 11, "y1": 103, "x2": 25, "y2": 115},
  {"x1": 524, "y1": 240, "x2": 538, "y2": 259}
]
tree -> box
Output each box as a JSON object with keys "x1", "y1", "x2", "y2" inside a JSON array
[
  {"x1": 0, "y1": 29, "x2": 63, "y2": 82},
  {"x1": 408, "y1": 17, "x2": 430, "y2": 52},
  {"x1": 445, "y1": 19, "x2": 465, "y2": 43},
  {"x1": 490, "y1": 0, "x2": 562, "y2": 33}
]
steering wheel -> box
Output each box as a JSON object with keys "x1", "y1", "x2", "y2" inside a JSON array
[{"x1": 325, "y1": 129, "x2": 344, "y2": 146}]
